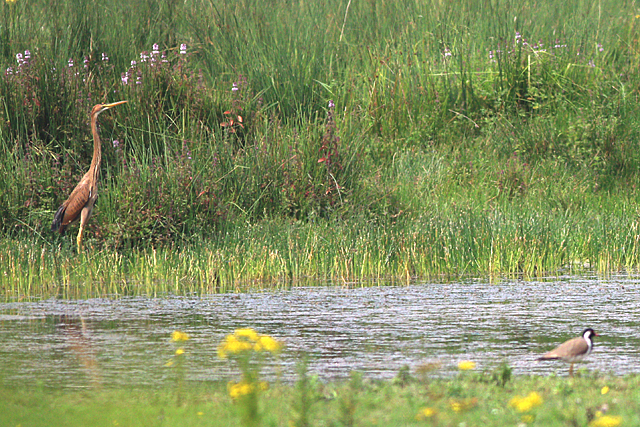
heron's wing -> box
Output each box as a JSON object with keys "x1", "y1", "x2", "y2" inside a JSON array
[{"x1": 58, "y1": 182, "x2": 93, "y2": 227}]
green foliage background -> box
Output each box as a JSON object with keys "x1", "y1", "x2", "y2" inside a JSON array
[{"x1": 2, "y1": 0, "x2": 640, "y2": 285}]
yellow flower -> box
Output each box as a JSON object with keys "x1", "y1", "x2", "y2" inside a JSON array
[
  {"x1": 526, "y1": 392, "x2": 542, "y2": 406},
  {"x1": 449, "y1": 397, "x2": 478, "y2": 413},
  {"x1": 457, "y1": 360, "x2": 476, "y2": 370},
  {"x1": 197, "y1": 412, "x2": 203, "y2": 416},
  {"x1": 601, "y1": 386, "x2": 610, "y2": 395},
  {"x1": 217, "y1": 347, "x2": 227, "y2": 359},
  {"x1": 589, "y1": 415, "x2": 622, "y2": 427},
  {"x1": 509, "y1": 392, "x2": 543, "y2": 412},
  {"x1": 521, "y1": 414, "x2": 535, "y2": 424},
  {"x1": 171, "y1": 331, "x2": 190, "y2": 342},
  {"x1": 416, "y1": 407, "x2": 437, "y2": 420},
  {"x1": 218, "y1": 330, "x2": 283, "y2": 358},
  {"x1": 235, "y1": 328, "x2": 259, "y2": 341},
  {"x1": 6, "y1": 0, "x2": 17, "y2": 4},
  {"x1": 227, "y1": 381, "x2": 255, "y2": 399},
  {"x1": 175, "y1": 348, "x2": 185, "y2": 356},
  {"x1": 217, "y1": 334, "x2": 253, "y2": 358},
  {"x1": 254, "y1": 335, "x2": 283, "y2": 353}
]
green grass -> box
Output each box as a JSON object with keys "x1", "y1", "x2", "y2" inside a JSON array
[
  {"x1": 0, "y1": 370, "x2": 637, "y2": 426},
  {"x1": 2, "y1": 194, "x2": 640, "y2": 298},
  {"x1": 3, "y1": 0, "x2": 640, "y2": 290}
]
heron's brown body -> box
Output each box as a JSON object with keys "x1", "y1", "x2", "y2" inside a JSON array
[{"x1": 51, "y1": 101, "x2": 126, "y2": 251}]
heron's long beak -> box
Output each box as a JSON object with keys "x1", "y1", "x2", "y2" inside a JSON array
[{"x1": 103, "y1": 100, "x2": 128, "y2": 109}]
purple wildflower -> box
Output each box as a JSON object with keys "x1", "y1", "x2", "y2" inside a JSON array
[
  {"x1": 113, "y1": 140, "x2": 120, "y2": 148},
  {"x1": 16, "y1": 52, "x2": 25, "y2": 67},
  {"x1": 121, "y1": 73, "x2": 129, "y2": 85},
  {"x1": 232, "y1": 82, "x2": 239, "y2": 92},
  {"x1": 180, "y1": 43, "x2": 187, "y2": 54},
  {"x1": 68, "y1": 58, "x2": 74, "y2": 67},
  {"x1": 101, "y1": 52, "x2": 109, "y2": 62},
  {"x1": 328, "y1": 100, "x2": 335, "y2": 109}
]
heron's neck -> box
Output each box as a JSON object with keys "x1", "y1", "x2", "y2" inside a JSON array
[{"x1": 90, "y1": 113, "x2": 102, "y2": 175}]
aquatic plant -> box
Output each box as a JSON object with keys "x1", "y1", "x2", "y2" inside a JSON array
[
  {"x1": 166, "y1": 330, "x2": 190, "y2": 404},
  {"x1": 218, "y1": 328, "x2": 283, "y2": 427},
  {"x1": 457, "y1": 360, "x2": 476, "y2": 371},
  {"x1": 509, "y1": 391, "x2": 543, "y2": 412},
  {"x1": 589, "y1": 415, "x2": 623, "y2": 427},
  {"x1": 415, "y1": 406, "x2": 437, "y2": 420}
]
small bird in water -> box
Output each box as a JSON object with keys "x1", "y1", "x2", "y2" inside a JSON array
[{"x1": 537, "y1": 328, "x2": 598, "y2": 376}]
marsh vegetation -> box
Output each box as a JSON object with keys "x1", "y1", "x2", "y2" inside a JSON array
[{"x1": 3, "y1": 0, "x2": 640, "y2": 294}]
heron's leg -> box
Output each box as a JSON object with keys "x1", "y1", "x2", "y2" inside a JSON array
[
  {"x1": 77, "y1": 205, "x2": 93, "y2": 252},
  {"x1": 77, "y1": 225, "x2": 84, "y2": 252},
  {"x1": 569, "y1": 363, "x2": 574, "y2": 377}
]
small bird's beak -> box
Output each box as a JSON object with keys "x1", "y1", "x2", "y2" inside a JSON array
[{"x1": 103, "y1": 100, "x2": 128, "y2": 109}]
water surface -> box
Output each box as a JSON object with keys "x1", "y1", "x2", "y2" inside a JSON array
[{"x1": 0, "y1": 275, "x2": 638, "y2": 389}]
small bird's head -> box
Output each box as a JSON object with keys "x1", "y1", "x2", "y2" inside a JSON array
[
  {"x1": 91, "y1": 100, "x2": 127, "y2": 117},
  {"x1": 583, "y1": 328, "x2": 598, "y2": 339}
]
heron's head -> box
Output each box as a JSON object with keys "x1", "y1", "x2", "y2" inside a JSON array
[{"x1": 91, "y1": 100, "x2": 127, "y2": 117}]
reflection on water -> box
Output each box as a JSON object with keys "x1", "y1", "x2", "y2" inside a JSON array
[
  {"x1": 55, "y1": 315, "x2": 101, "y2": 387},
  {"x1": 0, "y1": 275, "x2": 639, "y2": 389}
]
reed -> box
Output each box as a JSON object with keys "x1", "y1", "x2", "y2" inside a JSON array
[{"x1": 2, "y1": 193, "x2": 640, "y2": 298}]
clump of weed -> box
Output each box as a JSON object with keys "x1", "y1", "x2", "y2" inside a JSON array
[{"x1": 218, "y1": 328, "x2": 283, "y2": 427}]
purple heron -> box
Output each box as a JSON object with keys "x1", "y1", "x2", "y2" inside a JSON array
[{"x1": 51, "y1": 101, "x2": 127, "y2": 251}]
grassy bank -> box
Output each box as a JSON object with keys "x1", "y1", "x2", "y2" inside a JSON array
[
  {"x1": 3, "y1": 0, "x2": 640, "y2": 288},
  {"x1": 3, "y1": 195, "x2": 640, "y2": 298},
  {"x1": 2, "y1": 330, "x2": 634, "y2": 427},
  {"x1": 0, "y1": 370, "x2": 636, "y2": 426}
]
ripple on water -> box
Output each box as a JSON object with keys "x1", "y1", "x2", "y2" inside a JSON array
[{"x1": 0, "y1": 274, "x2": 639, "y2": 389}]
